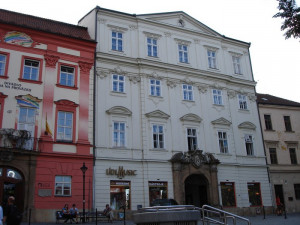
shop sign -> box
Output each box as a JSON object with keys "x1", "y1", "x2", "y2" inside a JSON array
[
  {"x1": 149, "y1": 181, "x2": 167, "y2": 187},
  {"x1": 106, "y1": 166, "x2": 136, "y2": 178}
]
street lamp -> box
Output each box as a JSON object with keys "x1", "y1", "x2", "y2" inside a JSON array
[{"x1": 80, "y1": 162, "x2": 88, "y2": 223}]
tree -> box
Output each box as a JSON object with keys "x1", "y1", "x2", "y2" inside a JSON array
[{"x1": 273, "y1": 0, "x2": 300, "y2": 39}]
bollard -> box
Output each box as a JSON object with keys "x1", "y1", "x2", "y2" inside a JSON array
[
  {"x1": 28, "y1": 208, "x2": 31, "y2": 225},
  {"x1": 263, "y1": 205, "x2": 265, "y2": 219},
  {"x1": 96, "y1": 208, "x2": 98, "y2": 225}
]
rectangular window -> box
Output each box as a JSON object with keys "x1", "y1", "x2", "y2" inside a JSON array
[
  {"x1": 207, "y1": 50, "x2": 216, "y2": 69},
  {"x1": 295, "y1": 184, "x2": 300, "y2": 200},
  {"x1": 152, "y1": 124, "x2": 164, "y2": 149},
  {"x1": 264, "y1": 115, "x2": 273, "y2": 130},
  {"x1": 289, "y1": 148, "x2": 297, "y2": 164},
  {"x1": 182, "y1": 84, "x2": 193, "y2": 101},
  {"x1": 0, "y1": 54, "x2": 7, "y2": 76},
  {"x1": 218, "y1": 131, "x2": 228, "y2": 154},
  {"x1": 149, "y1": 181, "x2": 168, "y2": 206},
  {"x1": 284, "y1": 116, "x2": 292, "y2": 131},
  {"x1": 178, "y1": 44, "x2": 188, "y2": 63},
  {"x1": 232, "y1": 56, "x2": 242, "y2": 74},
  {"x1": 213, "y1": 89, "x2": 223, "y2": 105},
  {"x1": 187, "y1": 128, "x2": 197, "y2": 151},
  {"x1": 18, "y1": 107, "x2": 35, "y2": 150},
  {"x1": 269, "y1": 148, "x2": 278, "y2": 164},
  {"x1": 23, "y1": 59, "x2": 39, "y2": 80},
  {"x1": 247, "y1": 183, "x2": 262, "y2": 206},
  {"x1": 112, "y1": 74, "x2": 125, "y2": 93},
  {"x1": 55, "y1": 176, "x2": 71, "y2": 196},
  {"x1": 110, "y1": 180, "x2": 130, "y2": 210},
  {"x1": 221, "y1": 182, "x2": 236, "y2": 207},
  {"x1": 150, "y1": 79, "x2": 161, "y2": 96},
  {"x1": 245, "y1": 134, "x2": 254, "y2": 156},
  {"x1": 238, "y1": 94, "x2": 248, "y2": 110},
  {"x1": 60, "y1": 66, "x2": 75, "y2": 87},
  {"x1": 147, "y1": 37, "x2": 158, "y2": 57},
  {"x1": 113, "y1": 122, "x2": 125, "y2": 147},
  {"x1": 57, "y1": 111, "x2": 73, "y2": 141},
  {"x1": 112, "y1": 31, "x2": 123, "y2": 51}
]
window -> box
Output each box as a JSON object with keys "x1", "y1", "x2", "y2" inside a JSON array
[
  {"x1": 187, "y1": 128, "x2": 197, "y2": 151},
  {"x1": 284, "y1": 116, "x2": 292, "y2": 131},
  {"x1": 264, "y1": 115, "x2": 273, "y2": 130},
  {"x1": 18, "y1": 107, "x2": 36, "y2": 150},
  {"x1": 149, "y1": 181, "x2": 168, "y2": 206},
  {"x1": 232, "y1": 56, "x2": 242, "y2": 74},
  {"x1": 113, "y1": 122, "x2": 125, "y2": 147},
  {"x1": 221, "y1": 182, "x2": 236, "y2": 207},
  {"x1": 0, "y1": 54, "x2": 7, "y2": 76},
  {"x1": 110, "y1": 180, "x2": 130, "y2": 209},
  {"x1": 269, "y1": 148, "x2": 278, "y2": 164},
  {"x1": 245, "y1": 134, "x2": 254, "y2": 156},
  {"x1": 213, "y1": 89, "x2": 223, "y2": 105},
  {"x1": 182, "y1": 84, "x2": 193, "y2": 101},
  {"x1": 22, "y1": 59, "x2": 39, "y2": 81},
  {"x1": 147, "y1": 37, "x2": 158, "y2": 57},
  {"x1": 247, "y1": 183, "x2": 262, "y2": 206},
  {"x1": 238, "y1": 94, "x2": 248, "y2": 110},
  {"x1": 295, "y1": 184, "x2": 300, "y2": 200},
  {"x1": 207, "y1": 50, "x2": 217, "y2": 69},
  {"x1": 55, "y1": 175, "x2": 71, "y2": 196},
  {"x1": 218, "y1": 131, "x2": 228, "y2": 153},
  {"x1": 57, "y1": 111, "x2": 73, "y2": 141},
  {"x1": 60, "y1": 66, "x2": 75, "y2": 87},
  {"x1": 150, "y1": 79, "x2": 161, "y2": 96},
  {"x1": 289, "y1": 148, "x2": 297, "y2": 164},
  {"x1": 152, "y1": 124, "x2": 164, "y2": 149},
  {"x1": 178, "y1": 44, "x2": 188, "y2": 63},
  {"x1": 112, "y1": 75, "x2": 125, "y2": 93},
  {"x1": 112, "y1": 31, "x2": 123, "y2": 51}
]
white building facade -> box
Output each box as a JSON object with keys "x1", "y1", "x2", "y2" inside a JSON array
[{"x1": 79, "y1": 7, "x2": 272, "y2": 216}]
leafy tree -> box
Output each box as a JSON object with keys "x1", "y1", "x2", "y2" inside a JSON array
[{"x1": 273, "y1": 0, "x2": 300, "y2": 39}]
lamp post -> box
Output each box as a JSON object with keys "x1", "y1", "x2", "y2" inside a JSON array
[{"x1": 80, "y1": 162, "x2": 88, "y2": 223}]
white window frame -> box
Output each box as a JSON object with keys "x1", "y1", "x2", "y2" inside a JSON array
[
  {"x1": 0, "y1": 54, "x2": 7, "y2": 76},
  {"x1": 232, "y1": 55, "x2": 242, "y2": 74},
  {"x1": 55, "y1": 175, "x2": 71, "y2": 196},
  {"x1": 238, "y1": 94, "x2": 248, "y2": 110},
  {"x1": 112, "y1": 31, "x2": 123, "y2": 51},
  {"x1": 182, "y1": 84, "x2": 193, "y2": 101},
  {"x1": 187, "y1": 128, "x2": 198, "y2": 151},
  {"x1": 112, "y1": 74, "x2": 125, "y2": 93},
  {"x1": 213, "y1": 89, "x2": 223, "y2": 105},
  {"x1": 60, "y1": 65, "x2": 75, "y2": 87},
  {"x1": 57, "y1": 111, "x2": 73, "y2": 141},
  {"x1": 147, "y1": 37, "x2": 158, "y2": 57},
  {"x1": 245, "y1": 134, "x2": 254, "y2": 156},
  {"x1": 207, "y1": 50, "x2": 217, "y2": 69},
  {"x1": 23, "y1": 59, "x2": 39, "y2": 80},
  {"x1": 150, "y1": 79, "x2": 161, "y2": 96},
  {"x1": 178, "y1": 44, "x2": 188, "y2": 63},
  {"x1": 152, "y1": 124, "x2": 164, "y2": 149},
  {"x1": 218, "y1": 131, "x2": 228, "y2": 154},
  {"x1": 113, "y1": 121, "x2": 126, "y2": 147}
]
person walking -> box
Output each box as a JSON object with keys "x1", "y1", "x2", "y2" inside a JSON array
[
  {"x1": 3, "y1": 196, "x2": 22, "y2": 225},
  {"x1": 0, "y1": 203, "x2": 3, "y2": 225}
]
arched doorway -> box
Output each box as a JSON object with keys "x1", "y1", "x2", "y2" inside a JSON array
[
  {"x1": 0, "y1": 167, "x2": 25, "y2": 211},
  {"x1": 185, "y1": 174, "x2": 208, "y2": 207}
]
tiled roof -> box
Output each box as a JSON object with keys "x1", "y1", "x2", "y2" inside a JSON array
[
  {"x1": 0, "y1": 8, "x2": 93, "y2": 42},
  {"x1": 256, "y1": 93, "x2": 300, "y2": 107}
]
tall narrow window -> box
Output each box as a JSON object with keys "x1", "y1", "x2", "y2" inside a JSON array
[
  {"x1": 178, "y1": 44, "x2": 188, "y2": 63},
  {"x1": 18, "y1": 107, "x2": 36, "y2": 149},
  {"x1": 182, "y1": 84, "x2": 193, "y2": 101},
  {"x1": 289, "y1": 148, "x2": 297, "y2": 164},
  {"x1": 55, "y1": 176, "x2": 71, "y2": 196},
  {"x1": 150, "y1": 79, "x2": 161, "y2": 96},
  {"x1": 112, "y1": 31, "x2": 123, "y2": 51},
  {"x1": 113, "y1": 122, "x2": 125, "y2": 147},
  {"x1": 112, "y1": 75, "x2": 125, "y2": 93},
  {"x1": 0, "y1": 54, "x2": 7, "y2": 76},
  {"x1": 284, "y1": 116, "x2": 292, "y2": 131},
  {"x1": 238, "y1": 94, "x2": 248, "y2": 110},
  {"x1": 245, "y1": 134, "x2": 254, "y2": 156},
  {"x1": 218, "y1": 131, "x2": 228, "y2": 153},
  {"x1": 147, "y1": 38, "x2": 158, "y2": 57},
  {"x1": 264, "y1": 115, "x2": 273, "y2": 130},
  {"x1": 247, "y1": 183, "x2": 262, "y2": 206},
  {"x1": 232, "y1": 56, "x2": 242, "y2": 74},
  {"x1": 213, "y1": 89, "x2": 223, "y2": 105},
  {"x1": 187, "y1": 128, "x2": 197, "y2": 151},
  {"x1": 269, "y1": 148, "x2": 278, "y2": 164},
  {"x1": 295, "y1": 184, "x2": 300, "y2": 200},
  {"x1": 207, "y1": 50, "x2": 216, "y2": 69},
  {"x1": 60, "y1": 66, "x2": 75, "y2": 87},
  {"x1": 152, "y1": 124, "x2": 164, "y2": 149},
  {"x1": 23, "y1": 59, "x2": 39, "y2": 81},
  {"x1": 221, "y1": 182, "x2": 236, "y2": 207},
  {"x1": 57, "y1": 111, "x2": 73, "y2": 142}
]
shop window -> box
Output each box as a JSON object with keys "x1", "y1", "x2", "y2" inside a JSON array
[
  {"x1": 247, "y1": 183, "x2": 262, "y2": 206},
  {"x1": 220, "y1": 182, "x2": 236, "y2": 207},
  {"x1": 110, "y1": 180, "x2": 130, "y2": 210},
  {"x1": 149, "y1": 181, "x2": 168, "y2": 206},
  {"x1": 55, "y1": 175, "x2": 71, "y2": 196}
]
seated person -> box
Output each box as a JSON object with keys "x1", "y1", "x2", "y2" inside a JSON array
[
  {"x1": 103, "y1": 204, "x2": 113, "y2": 222},
  {"x1": 62, "y1": 204, "x2": 72, "y2": 223},
  {"x1": 69, "y1": 204, "x2": 79, "y2": 224}
]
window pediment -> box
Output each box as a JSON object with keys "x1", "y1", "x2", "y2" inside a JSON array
[
  {"x1": 180, "y1": 113, "x2": 202, "y2": 123},
  {"x1": 143, "y1": 31, "x2": 162, "y2": 39},
  {"x1": 16, "y1": 94, "x2": 42, "y2": 109},
  {"x1": 174, "y1": 38, "x2": 191, "y2": 46},
  {"x1": 145, "y1": 110, "x2": 170, "y2": 119},
  {"x1": 238, "y1": 122, "x2": 256, "y2": 130},
  {"x1": 106, "y1": 106, "x2": 132, "y2": 116},
  {"x1": 211, "y1": 117, "x2": 231, "y2": 126},
  {"x1": 107, "y1": 24, "x2": 128, "y2": 32}
]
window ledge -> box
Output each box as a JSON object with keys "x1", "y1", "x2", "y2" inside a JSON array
[
  {"x1": 149, "y1": 95, "x2": 163, "y2": 98},
  {"x1": 56, "y1": 84, "x2": 78, "y2": 90},
  {"x1": 110, "y1": 91, "x2": 126, "y2": 97},
  {"x1": 264, "y1": 129, "x2": 275, "y2": 132},
  {"x1": 150, "y1": 148, "x2": 167, "y2": 151},
  {"x1": 213, "y1": 104, "x2": 224, "y2": 107},
  {"x1": 109, "y1": 49, "x2": 126, "y2": 55},
  {"x1": 178, "y1": 62, "x2": 191, "y2": 67},
  {"x1": 0, "y1": 75, "x2": 9, "y2": 79},
  {"x1": 238, "y1": 109, "x2": 250, "y2": 112},
  {"x1": 182, "y1": 99, "x2": 195, "y2": 103},
  {"x1": 19, "y1": 78, "x2": 42, "y2": 85},
  {"x1": 284, "y1": 130, "x2": 295, "y2": 133},
  {"x1": 216, "y1": 153, "x2": 232, "y2": 156},
  {"x1": 55, "y1": 140, "x2": 74, "y2": 145}
]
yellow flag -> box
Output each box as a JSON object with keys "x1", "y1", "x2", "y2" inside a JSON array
[{"x1": 45, "y1": 114, "x2": 53, "y2": 136}]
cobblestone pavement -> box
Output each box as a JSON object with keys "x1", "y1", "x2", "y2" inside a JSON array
[{"x1": 21, "y1": 213, "x2": 300, "y2": 225}]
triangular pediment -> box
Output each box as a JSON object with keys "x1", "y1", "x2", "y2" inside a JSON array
[
  {"x1": 145, "y1": 110, "x2": 170, "y2": 119},
  {"x1": 106, "y1": 106, "x2": 132, "y2": 115},
  {"x1": 211, "y1": 117, "x2": 232, "y2": 126},
  {"x1": 137, "y1": 12, "x2": 220, "y2": 37},
  {"x1": 180, "y1": 113, "x2": 202, "y2": 123},
  {"x1": 238, "y1": 122, "x2": 256, "y2": 130}
]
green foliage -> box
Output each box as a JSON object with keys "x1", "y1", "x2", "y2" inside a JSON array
[{"x1": 273, "y1": 0, "x2": 300, "y2": 39}]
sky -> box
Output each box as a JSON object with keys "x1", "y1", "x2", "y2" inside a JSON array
[{"x1": 1, "y1": 0, "x2": 300, "y2": 102}]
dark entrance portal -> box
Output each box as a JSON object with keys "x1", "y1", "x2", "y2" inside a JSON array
[
  {"x1": 274, "y1": 184, "x2": 284, "y2": 205},
  {"x1": 185, "y1": 174, "x2": 208, "y2": 207}
]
